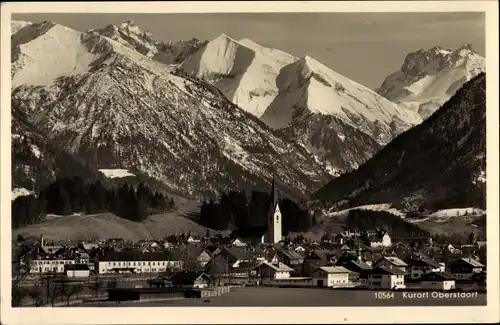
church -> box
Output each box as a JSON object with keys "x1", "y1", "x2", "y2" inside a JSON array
[
  {"x1": 228, "y1": 175, "x2": 283, "y2": 245},
  {"x1": 261, "y1": 175, "x2": 282, "y2": 244}
]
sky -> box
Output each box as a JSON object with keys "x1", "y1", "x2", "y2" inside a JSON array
[{"x1": 13, "y1": 12, "x2": 485, "y2": 89}]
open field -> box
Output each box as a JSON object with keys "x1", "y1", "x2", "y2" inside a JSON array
[
  {"x1": 82, "y1": 287, "x2": 487, "y2": 307},
  {"x1": 12, "y1": 198, "x2": 229, "y2": 241},
  {"x1": 413, "y1": 215, "x2": 486, "y2": 237}
]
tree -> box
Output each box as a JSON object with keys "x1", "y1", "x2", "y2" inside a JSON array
[
  {"x1": 89, "y1": 277, "x2": 104, "y2": 298},
  {"x1": 468, "y1": 232, "x2": 477, "y2": 245},
  {"x1": 27, "y1": 283, "x2": 43, "y2": 306},
  {"x1": 64, "y1": 283, "x2": 83, "y2": 305},
  {"x1": 107, "y1": 279, "x2": 118, "y2": 289},
  {"x1": 11, "y1": 284, "x2": 28, "y2": 307},
  {"x1": 41, "y1": 274, "x2": 59, "y2": 306}
]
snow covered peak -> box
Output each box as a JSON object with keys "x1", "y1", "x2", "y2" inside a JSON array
[
  {"x1": 11, "y1": 20, "x2": 32, "y2": 35},
  {"x1": 11, "y1": 22, "x2": 118, "y2": 87},
  {"x1": 181, "y1": 33, "x2": 253, "y2": 77},
  {"x1": 180, "y1": 35, "x2": 297, "y2": 117},
  {"x1": 118, "y1": 20, "x2": 153, "y2": 38},
  {"x1": 377, "y1": 44, "x2": 485, "y2": 120},
  {"x1": 261, "y1": 54, "x2": 422, "y2": 139}
]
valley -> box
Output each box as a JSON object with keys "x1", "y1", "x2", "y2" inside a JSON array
[{"x1": 10, "y1": 18, "x2": 487, "y2": 240}]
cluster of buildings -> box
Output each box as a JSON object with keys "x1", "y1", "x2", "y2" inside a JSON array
[
  {"x1": 23, "y1": 177, "x2": 487, "y2": 292},
  {"x1": 24, "y1": 231, "x2": 486, "y2": 292}
]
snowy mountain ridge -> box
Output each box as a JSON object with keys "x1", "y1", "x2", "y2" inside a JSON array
[
  {"x1": 313, "y1": 73, "x2": 486, "y2": 213},
  {"x1": 258, "y1": 54, "x2": 423, "y2": 174},
  {"x1": 377, "y1": 44, "x2": 485, "y2": 119},
  {"x1": 11, "y1": 20, "x2": 32, "y2": 35},
  {"x1": 11, "y1": 21, "x2": 331, "y2": 200},
  {"x1": 180, "y1": 33, "x2": 298, "y2": 117},
  {"x1": 90, "y1": 20, "x2": 207, "y2": 65}
]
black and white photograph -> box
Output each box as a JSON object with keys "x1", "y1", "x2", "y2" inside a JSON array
[{"x1": 1, "y1": 1, "x2": 498, "y2": 324}]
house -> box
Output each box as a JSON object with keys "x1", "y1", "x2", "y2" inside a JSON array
[
  {"x1": 229, "y1": 237, "x2": 247, "y2": 247},
  {"x1": 229, "y1": 226, "x2": 268, "y2": 246},
  {"x1": 209, "y1": 237, "x2": 232, "y2": 246},
  {"x1": 475, "y1": 241, "x2": 486, "y2": 249},
  {"x1": 312, "y1": 266, "x2": 354, "y2": 288},
  {"x1": 207, "y1": 247, "x2": 255, "y2": 278},
  {"x1": 97, "y1": 251, "x2": 183, "y2": 274},
  {"x1": 187, "y1": 236, "x2": 202, "y2": 244},
  {"x1": 267, "y1": 252, "x2": 280, "y2": 264},
  {"x1": 76, "y1": 251, "x2": 90, "y2": 265},
  {"x1": 367, "y1": 232, "x2": 392, "y2": 248},
  {"x1": 204, "y1": 257, "x2": 257, "y2": 283},
  {"x1": 30, "y1": 259, "x2": 76, "y2": 273},
  {"x1": 469, "y1": 270, "x2": 486, "y2": 290},
  {"x1": 170, "y1": 270, "x2": 213, "y2": 288},
  {"x1": 195, "y1": 248, "x2": 213, "y2": 268},
  {"x1": 420, "y1": 272, "x2": 456, "y2": 291},
  {"x1": 373, "y1": 256, "x2": 408, "y2": 272},
  {"x1": 65, "y1": 264, "x2": 91, "y2": 278},
  {"x1": 368, "y1": 266, "x2": 406, "y2": 290},
  {"x1": 277, "y1": 249, "x2": 304, "y2": 267},
  {"x1": 302, "y1": 251, "x2": 331, "y2": 277},
  {"x1": 343, "y1": 260, "x2": 372, "y2": 282},
  {"x1": 214, "y1": 247, "x2": 254, "y2": 267},
  {"x1": 446, "y1": 244, "x2": 461, "y2": 254},
  {"x1": 79, "y1": 242, "x2": 100, "y2": 252},
  {"x1": 405, "y1": 256, "x2": 443, "y2": 279},
  {"x1": 334, "y1": 233, "x2": 348, "y2": 246},
  {"x1": 255, "y1": 261, "x2": 294, "y2": 282},
  {"x1": 294, "y1": 245, "x2": 306, "y2": 253},
  {"x1": 40, "y1": 245, "x2": 65, "y2": 255},
  {"x1": 448, "y1": 257, "x2": 485, "y2": 279}
]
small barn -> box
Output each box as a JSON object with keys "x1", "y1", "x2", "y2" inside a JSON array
[
  {"x1": 170, "y1": 270, "x2": 213, "y2": 289},
  {"x1": 65, "y1": 264, "x2": 90, "y2": 278},
  {"x1": 420, "y1": 272, "x2": 456, "y2": 291}
]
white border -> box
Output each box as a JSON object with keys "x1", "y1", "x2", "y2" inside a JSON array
[{"x1": 1, "y1": 1, "x2": 498, "y2": 324}]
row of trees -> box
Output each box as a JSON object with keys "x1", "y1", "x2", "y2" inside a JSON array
[
  {"x1": 198, "y1": 190, "x2": 313, "y2": 234},
  {"x1": 12, "y1": 176, "x2": 176, "y2": 229},
  {"x1": 12, "y1": 274, "x2": 119, "y2": 307},
  {"x1": 345, "y1": 209, "x2": 430, "y2": 238},
  {"x1": 344, "y1": 209, "x2": 487, "y2": 246}
]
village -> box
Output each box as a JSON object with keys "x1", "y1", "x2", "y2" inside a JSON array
[
  {"x1": 12, "y1": 225, "x2": 487, "y2": 307},
  {"x1": 12, "y1": 178, "x2": 487, "y2": 307}
]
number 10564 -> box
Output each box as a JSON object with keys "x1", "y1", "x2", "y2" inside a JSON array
[{"x1": 374, "y1": 292, "x2": 395, "y2": 299}]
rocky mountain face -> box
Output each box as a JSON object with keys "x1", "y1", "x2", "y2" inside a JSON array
[
  {"x1": 11, "y1": 107, "x2": 104, "y2": 200},
  {"x1": 11, "y1": 20, "x2": 32, "y2": 35},
  {"x1": 377, "y1": 45, "x2": 485, "y2": 120},
  {"x1": 260, "y1": 55, "x2": 423, "y2": 174},
  {"x1": 91, "y1": 20, "x2": 207, "y2": 65},
  {"x1": 312, "y1": 73, "x2": 486, "y2": 212},
  {"x1": 11, "y1": 21, "x2": 330, "y2": 201},
  {"x1": 180, "y1": 36, "x2": 424, "y2": 175}
]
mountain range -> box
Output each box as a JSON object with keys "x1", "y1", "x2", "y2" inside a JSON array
[
  {"x1": 312, "y1": 73, "x2": 486, "y2": 213},
  {"x1": 10, "y1": 18, "x2": 487, "y2": 226},
  {"x1": 10, "y1": 20, "x2": 330, "y2": 201},
  {"x1": 377, "y1": 44, "x2": 485, "y2": 120}
]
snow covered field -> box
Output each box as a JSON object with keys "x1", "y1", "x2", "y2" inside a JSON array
[
  {"x1": 12, "y1": 187, "x2": 34, "y2": 201},
  {"x1": 324, "y1": 203, "x2": 406, "y2": 218},
  {"x1": 99, "y1": 169, "x2": 135, "y2": 179}
]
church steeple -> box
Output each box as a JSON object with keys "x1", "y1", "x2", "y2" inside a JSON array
[
  {"x1": 262, "y1": 173, "x2": 282, "y2": 244},
  {"x1": 271, "y1": 173, "x2": 279, "y2": 209}
]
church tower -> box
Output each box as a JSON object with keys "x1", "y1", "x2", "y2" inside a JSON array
[{"x1": 263, "y1": 174, "x2": 282, "y2": 243}]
